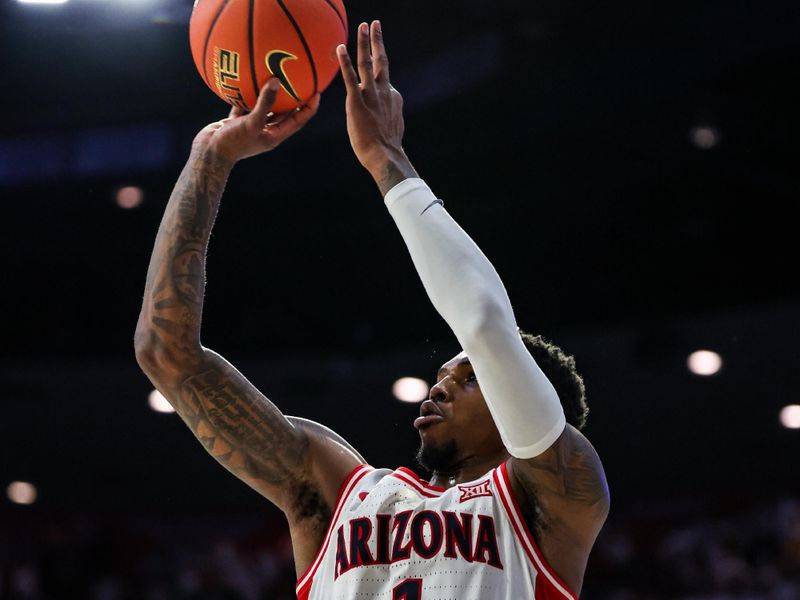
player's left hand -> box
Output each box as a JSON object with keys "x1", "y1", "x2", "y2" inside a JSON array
[
  {"x1": 338, "y1": 21, "x2": 409, "y2": 179},
  {"x1": 192, "y1": 78, "x2": 321, "y2": 166}
]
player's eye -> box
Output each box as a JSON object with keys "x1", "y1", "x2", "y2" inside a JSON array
[{"x1": 466, "y1": 372, "x2": 477, "y2": 383}]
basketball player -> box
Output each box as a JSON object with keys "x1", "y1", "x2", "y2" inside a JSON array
[{"x1": 135, "y1": 20, "x2": 609, "y2": 600}]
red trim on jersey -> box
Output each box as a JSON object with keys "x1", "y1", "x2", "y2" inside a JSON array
[
  {"x1": 297, "y1": 585, "x2": 310, "y2": 600},
  {"x1": 396, "y1": 467, "x2": 447, "y2": 492},
  {"x1": 391, "y1": 468, "x2": 444, "y2": 497},
  {"x1": 295, "y1": 464, "x2": 373, "y2": 597},
  {"x1": 534, "y1": 578, "x2": 547, "y2": 600},
  {"x1": 493, "y1": 463, "x2": 578, "y2": 600}
]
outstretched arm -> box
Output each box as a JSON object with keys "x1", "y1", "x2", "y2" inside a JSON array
[
  {"x1": 134, "y1": 82, "x2": 362, "y2": 528},
  {"x1": 338, "y1": 21, "x2": 608, "y2": 591},
  {"x1": 337, "y1": 24, "x2": 565, "y2": 458}
]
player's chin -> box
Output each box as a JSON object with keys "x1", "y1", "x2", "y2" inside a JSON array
[
  {"x1": 415, "y1": 419, "x2": 449, "y2": 440},
  {"x1": 416, "y1": 434, "x2": 459, "y2": 473}
]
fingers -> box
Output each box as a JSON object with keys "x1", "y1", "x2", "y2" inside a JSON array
[
  {"x1": 261, "y1": 94, "x2": 320, "y2": 140},
  {"x1": 293, "y1": 94, "x2": 321, "y2": 128},
  {"x1": 229, "y1": 105, "x2": 246, "y2": 119},
  {"x1": 337, "y1": 44, "x2": 362, "y2": 99},
  {"x1": 356, "y1": 22, "x2": 377, "y2": 94},
  {"x1": 251, "y1": 78, "x2": 281, "y2": 122},
  {"x1": 370, "y1": 20, "x2": 390, "y2": 86},
  {"x1": 304, "y1": 93, "x2": 321, "y2": 114},
  {"x1": 286, "y1": 94, "x2": 321, "y2": 126}
]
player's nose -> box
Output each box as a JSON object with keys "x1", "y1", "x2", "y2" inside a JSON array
[{"x1": 428, "y1": 379, "x2": 452, "y2": 403}]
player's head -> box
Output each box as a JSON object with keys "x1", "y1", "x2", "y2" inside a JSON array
[{"x1": 415, "y1": 331, "x2": 588, "y2": 473}]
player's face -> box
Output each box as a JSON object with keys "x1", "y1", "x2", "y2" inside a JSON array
[{"x1": 415, "y1": 351, "x2": 506, "y2": 469}]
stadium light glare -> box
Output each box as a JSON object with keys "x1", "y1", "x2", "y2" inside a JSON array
[
  {"x1": 17, "y1": 0, "x2": 69, "y2": 4},
  {"x1": 148, "y1": 390, "x2": 175, "y2": 414},
  {"x1": 690, "y1": 126, "x2": 719, "y2": 150},
  {"x1": 780, "y1": 405, "x2": 800, "y2": 430},
  {"x1": 687, "y1": 350, "x2": 722, "y2": 376},
  {"x1": 116, "y1": 186, "x2": 144, "y2": 209},
  {"x1": 392, "y1": 377, "x2": 429, "y2": 403},
  {"x1": 7, "y1": 481, "x2": 37, "y2": 505}
]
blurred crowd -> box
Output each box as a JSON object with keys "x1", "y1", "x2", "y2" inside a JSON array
[
  {"x1": 1, "y1": 495, "x2": 799, "y2": 599},
  {"x1": 587, "y1": 496, "x2": 800, "y2": 600},
  {"x1": 0, "y1": 511, "x2": 297, "y2": 600}
]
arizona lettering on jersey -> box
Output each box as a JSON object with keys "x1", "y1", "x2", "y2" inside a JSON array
[
  {"x1": 296, "y1": 463, "x2": 578, "y2": 600},
  {"x1": 333, "y1": 508, "x2": 503, "y2": 577}
]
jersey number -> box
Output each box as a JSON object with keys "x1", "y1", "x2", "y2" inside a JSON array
[{"x1": 392, "y1": 578, "x2": 422, "y2": 600}]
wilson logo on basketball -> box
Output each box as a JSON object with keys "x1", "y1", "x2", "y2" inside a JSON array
[
  {"x1": 457, "y1": 479, "x2": 493, "y2": 503},
  {"x1": 266, "y1": 50, "x2": 300, "y2": 101}
]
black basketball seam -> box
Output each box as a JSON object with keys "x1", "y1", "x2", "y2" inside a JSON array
[
  {"x1": 320, "y1": 0, "x2": 346, "y2": 35},
  {"x1": 201, "y1": 0, "x2": 233, "y2": 88},
  {"x1": 275, "y1": 0, "x2": 318, "y2": 95},
  {"x1": 248, "y1": 0, "x2": 260, "y2": 103}
]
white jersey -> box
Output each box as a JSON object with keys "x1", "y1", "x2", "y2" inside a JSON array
[{"x1": 296, "y1": 463, "x2": 578, "y2": 600}]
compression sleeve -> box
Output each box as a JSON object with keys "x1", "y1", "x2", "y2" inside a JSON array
[{"x1": 385, "y1": 178, "x2": 566, "y2": 459}]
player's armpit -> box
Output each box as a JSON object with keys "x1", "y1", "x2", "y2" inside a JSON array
[
  {"x1": 282, "y1": 418, "x2": 368, "y2": 577},
  {"x1": 285, "y1": 417, "x2": 367, "y2": 520}
]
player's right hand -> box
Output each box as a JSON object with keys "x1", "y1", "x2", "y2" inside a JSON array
[{"x1": 192, "y1": 78, "x2": 320, "y2": 167}]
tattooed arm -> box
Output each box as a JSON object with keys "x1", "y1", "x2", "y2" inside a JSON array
[
  {"x1": 134, "y1": 82, "x2": 364, "y2": 567},
  {"x1": 505, "y1": 428, "x2": 609, "y2": 594}
]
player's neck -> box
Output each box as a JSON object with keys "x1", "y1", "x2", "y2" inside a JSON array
[{"x1": 428, "y1": 450, "x2": 508, "y2": 489}]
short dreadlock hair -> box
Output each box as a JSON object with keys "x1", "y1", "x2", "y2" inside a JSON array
[{"x1": 519, "y1": 331, "x2": 589, "y2": 430}]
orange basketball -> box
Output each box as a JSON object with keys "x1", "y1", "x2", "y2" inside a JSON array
[{"x1": 189, "y1": 0, "x2": 348, "y2": 113}]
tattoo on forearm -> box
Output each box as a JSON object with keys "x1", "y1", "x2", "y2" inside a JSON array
[
  {"x1": 143, "y1": 150, "x2": 229, "y2": 356},
  {"x1": 171, "y1": 240, "x2": 205, "y2": 306}
]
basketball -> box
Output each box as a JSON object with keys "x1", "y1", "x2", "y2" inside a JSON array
[{"x1": 189, "y1": 0, "x2": 348, "y2": 113}]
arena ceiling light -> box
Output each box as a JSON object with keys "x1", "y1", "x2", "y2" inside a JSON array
[
  {"x1": 7, "y1": 481, "x2": 38, "y2": 505},
  {"x1": 116, "y1": 186, "x2": 144, "y2": 209},
  {"x1": 392, "y1": 377, "x2": 429, "y2": 403},
  {"x1": 148, "y1": 389, "x2": 175, "y2": 414},
  {"x1": 687, "y1": 350, "x2": 723, "y2": 376},
  {"x1": 779, "y1": 405, "x2": 800, "y2": 430},
  {"x1": 689, "y1": 125, "x2": 719, "y2": 150},
  {"x1": 17, "y1": 0, "x2": 69, "y2": 4}
]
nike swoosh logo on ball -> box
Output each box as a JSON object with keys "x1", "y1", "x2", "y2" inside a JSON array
[{"x1": 266, "y1": 50, "x2": 301, "y2": 101}]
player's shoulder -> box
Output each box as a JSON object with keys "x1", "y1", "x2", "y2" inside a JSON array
[{"x1": 508, "y1": 424, "x2": 609, "y2": 513}]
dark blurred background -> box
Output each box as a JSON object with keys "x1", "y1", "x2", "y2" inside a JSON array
[{"x1": 1, "y1": 0, "x2": 799, "y2": 598}]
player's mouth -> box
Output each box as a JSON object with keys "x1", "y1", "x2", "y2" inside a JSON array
[{"x1": 414, "y1": 400, "x2": 445, "y2": 430}]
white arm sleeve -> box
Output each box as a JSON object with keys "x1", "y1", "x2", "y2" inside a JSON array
[{"x1": 385, "y1": 178, "x2": 566, "y2": 459}]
